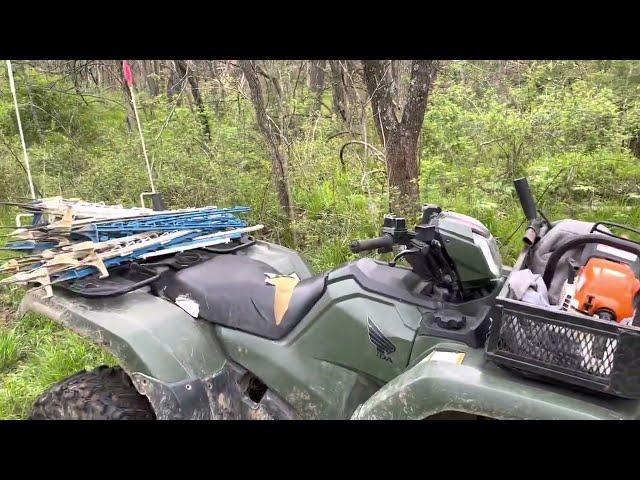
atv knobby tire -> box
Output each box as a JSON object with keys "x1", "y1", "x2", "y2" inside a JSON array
[{"x1": 29, "y1": 366, "x2": 155, "y2": 420}]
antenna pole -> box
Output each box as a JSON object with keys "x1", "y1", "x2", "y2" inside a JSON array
[
  {"x1": 123, "y1": 60, "x2": 155, "y2": 193},
  {"x1": 6, "y1": 60, "x2": 36, "y2": 199}
]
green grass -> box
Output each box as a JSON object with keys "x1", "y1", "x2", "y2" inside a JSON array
[
  {"x1": 0, "y1": 329, "x2": 22, "y2": 372},
  {"x1": 0, "y1": 282, "x2": 114, "y2": 419}
]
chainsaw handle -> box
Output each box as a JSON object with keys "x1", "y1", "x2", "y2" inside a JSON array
[{"x1": 542, "y1": 234, "x2": 640, "y2": 287}]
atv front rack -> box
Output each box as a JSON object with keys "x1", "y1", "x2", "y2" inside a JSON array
[
  {"x1": 486, "y1": 298, "x2": 640, "y2": 399},
  {"x1": 486, "y1": 243, "x2": 640, "y2": 400}
]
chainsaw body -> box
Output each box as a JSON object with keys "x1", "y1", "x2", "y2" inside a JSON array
[{"x1": 559, "y1": 240, "x2": 640, "y2": 324}]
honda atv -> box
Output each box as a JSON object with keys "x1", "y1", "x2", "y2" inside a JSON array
[{"x1": 20, "y1": 179, "x2": 640, "y2": 420}]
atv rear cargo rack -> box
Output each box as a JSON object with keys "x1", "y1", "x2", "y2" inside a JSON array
[
  {"x1": 486, "y1": 247, "x2": 640, "y2": 400},
  {"x1": 57, "y1": 235, "x2": 256, "y2": 298}
]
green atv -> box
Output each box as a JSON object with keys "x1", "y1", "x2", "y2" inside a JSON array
[{"x1": 21, "y1": 179, "x2": 640, "y2": 420}]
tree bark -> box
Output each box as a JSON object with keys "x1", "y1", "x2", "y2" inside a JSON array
[
  {"x1": 629, "y1": 132, "x2": 640, "y2": 158},
  {"x1": 309, "y1": 60, "x2": 326, "y2": 93},
  {"x1": 308, "y1": 60, "x2": 326, "y2": 114},
  {"x1": 174, "y1": 60, "x2": 211, "y2": 141},
  {"x1": 140, "y1": 60, "x2": 160, "y2": 97},
  {"x1": 238, "y1": 60, "x2": 296, "y2": 244},
  {"x1": 207, "y1": 61, "x2": 226, "y2": 119},
  {"x1": 363, "y1": 60, "x2": 437, "y2": 218},
  {"x1": 166, "y1": 62, "x2": 181, "y2": 101},
  {"x1": 329, "y1": 60, "x2": 351, "y2": 128},
  {"x1": 391, "y1": 60, "x2": 413, "y2": 119}
]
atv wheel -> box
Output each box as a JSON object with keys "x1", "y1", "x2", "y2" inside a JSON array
[{"x1": 29, "y1": 366, "x2": 155, "y2": 420}]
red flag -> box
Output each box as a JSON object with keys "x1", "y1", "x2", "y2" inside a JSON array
[{"x1": 122, "y1": 60, "x2": 134, "y2": 88}]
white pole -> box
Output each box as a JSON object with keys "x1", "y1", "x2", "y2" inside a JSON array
[
  {"x1": 6, "y1": 60, "x2": 36, "y2": 199},
  {"x1": 128, "y1": 83, "x2": 155, "y2": 193}
]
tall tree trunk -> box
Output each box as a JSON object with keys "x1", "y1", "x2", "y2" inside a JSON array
[
  {"x1": 238, "y1": 60, "x2": 296, "y2": 245},
  {"x1": 385, "y1": 129, "x2": 420, "y2": 214},
  {"x1": 329, "y1": 60, "x2": 351, "y2": 128},
  {"x1": 629, "y1": 132, "x2": 640, "y2": 158},
  {"x1": 166, "y1": 62, "x2": 181, "y2": 101},
  {"x1": 363, "y1": 60, "x2": 437, "y2": 218},
  {"x1": 208, "y1": 60, "x2": 226, "y2": 119},
  {"x1": 391, "y1": 60, "x2": 413, "y2": 118},
  {"x1": 140, "y1": 60, "x2": 159, "y2": 97},
  {"x1": 309, "y1": 60, "x2": 326, "y2": 92},
  {"x1": 174, "y1": 60, "x2": 211, "y2": 141},
  {"x1": 308, "y1": 60, "x2": 326, "y2": 114}
]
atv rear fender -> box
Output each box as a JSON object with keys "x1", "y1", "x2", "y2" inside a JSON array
[
  {"x1": 18, "y1": 240, "x2": 312, "y2": 419},
  {"x1": 19, "y1": 288, "x2": 225, "y2": 384}
]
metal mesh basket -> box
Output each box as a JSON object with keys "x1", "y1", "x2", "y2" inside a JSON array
[{"x1": 486, "y1": 299, "x2": 640, "y2": 399}]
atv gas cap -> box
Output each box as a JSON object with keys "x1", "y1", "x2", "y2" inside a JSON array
[{"x1": 435, "y1": 315, "x2": 467, "y2": 330}]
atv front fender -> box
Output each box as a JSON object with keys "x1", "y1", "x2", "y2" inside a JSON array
[{"x1": 351, "y1": 348, "x2": 636, "y2": 420}]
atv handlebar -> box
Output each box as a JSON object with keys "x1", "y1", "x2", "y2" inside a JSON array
[{"x1": 350, "y1": 234, "x2": 394, "y2": 253}]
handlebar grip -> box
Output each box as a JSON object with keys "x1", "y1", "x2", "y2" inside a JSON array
[
  {"x1": 350, "y1": 235, "x2": 394, "y2": 253},
  {"x1": 514, "y1": 177, "x2": 537, "y2": 222}
]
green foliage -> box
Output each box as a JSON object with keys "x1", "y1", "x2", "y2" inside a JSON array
[{"x1": 422, "y1": 60, "x2": 640, "y2": 261}]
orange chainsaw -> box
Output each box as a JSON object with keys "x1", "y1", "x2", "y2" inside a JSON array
[{"x1": 543, "y1": 224, "x2": 640, "y2": 325}]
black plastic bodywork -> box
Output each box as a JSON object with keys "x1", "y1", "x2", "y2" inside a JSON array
[
  {"x1": 131, "y1": 360, "x2": 299, "y2": 420},
  {"x1": 486, "y1": 298, "x2": 640, "y2": 399}
]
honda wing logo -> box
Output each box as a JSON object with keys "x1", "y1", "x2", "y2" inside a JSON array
[{"x1": 367, "y1": 318, "x2": 396, "y2": 363}]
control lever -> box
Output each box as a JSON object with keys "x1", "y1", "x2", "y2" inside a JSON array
[{"x1": 389, "y1": 247, "x2": 419, "y2": 267}]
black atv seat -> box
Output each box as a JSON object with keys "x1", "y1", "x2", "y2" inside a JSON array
[{"x1": 157, "y1": 254, "x2": 327, "y2": 340}]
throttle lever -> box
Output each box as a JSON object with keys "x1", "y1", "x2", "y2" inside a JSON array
[
  {"x1": 389, "y1": 247, "x2": 419, "y2": 267},
  {"x1": 566, "y1": 257, "x2": 580, "y2": 284}
]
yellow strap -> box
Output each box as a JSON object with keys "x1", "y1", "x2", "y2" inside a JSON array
[{"x1": 265, "y1": 276, "x2": 300, "y2": 325}]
